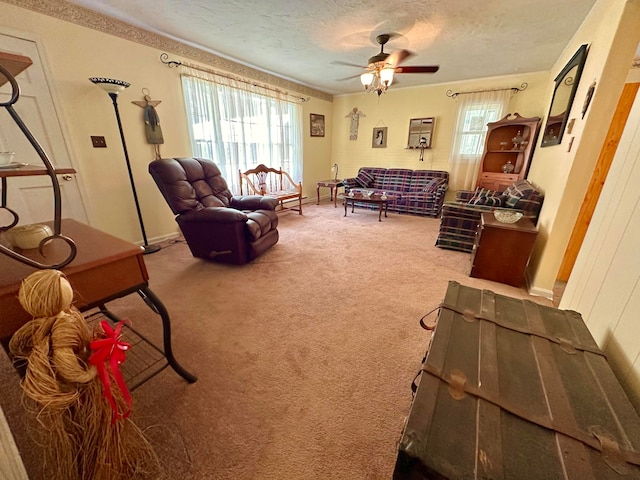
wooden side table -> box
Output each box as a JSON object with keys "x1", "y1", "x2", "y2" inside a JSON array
[
  {"x1": 316, "y1": 179, "x2": 343, "y2": 207},
  {"x1": 470, "y1": 212, "x2": 538, "y2": 287},
  {"x1": 0, "y1": 219, "x2": 196, "y2": 386}
]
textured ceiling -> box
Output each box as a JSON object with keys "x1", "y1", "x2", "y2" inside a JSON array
[{"x1": 65, "y1": 0, "x2": 599, "y2": 96}]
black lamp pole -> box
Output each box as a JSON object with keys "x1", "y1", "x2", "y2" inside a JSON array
[{"x1": 90, "y1": 77, "x2": 160, "y2": 254}]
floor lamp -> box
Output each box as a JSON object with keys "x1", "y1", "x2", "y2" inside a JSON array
[{"x1": 90, "y1": 77, "x2": 160, "y2": 254}]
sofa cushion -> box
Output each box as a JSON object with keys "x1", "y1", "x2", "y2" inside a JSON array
[
  {"x1": 470, "y1": 194, "x2": 504, "y2": 207},
  {"x1": 408, "y1": 170, "x2": 448, "y2": 192},
  {"x1": 468, "y1": 187, "x2": 501, "y2": 205},
  {"x1": 374, "y1": 169, "x2": 413, "y2": 191},
  {"x1": 422, "y1": 178, "x2": 442, "y2": 193},
  {"x1": 245, "y1": 210, "x2": 278, "y2": 241},
  {"x1": 503, "y1": 180, "x2": 543, "y2": 213},
  {"x1": 505, "y1": 193, "x2": 520, "y2": 207},
  {"x1": 469, "y1": 187, "x2": 497, "y2": 199},
  {"x1": 355, "y1": 170, "x2": 375, "y2": 188}
]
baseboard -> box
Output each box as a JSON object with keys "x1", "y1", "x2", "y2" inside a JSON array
[
  {"x1": 280, "y1": 195, "x2": 308, "y2": 205},
  {"x1": 145, "y1": 231, "x2": 181, "y2": 247},
  {"x1": 527, "y1": 286, "x2": 553, "y2": 300},
  {"x1": 524, "y1": 269, "x2": 554, "y2": 300}
]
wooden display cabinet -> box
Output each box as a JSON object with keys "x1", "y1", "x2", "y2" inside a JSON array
[{"x1": 476, "y1": 113, "x2": 540, "y2": 192}]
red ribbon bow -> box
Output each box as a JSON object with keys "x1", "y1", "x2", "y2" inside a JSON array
[{"x1": 89, "y1": 320, "x2": 132, "y2": 424}]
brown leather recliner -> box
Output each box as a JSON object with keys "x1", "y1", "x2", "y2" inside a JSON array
[{"x1": 149, "y1": 157, "x2": 279, "y2": 264}]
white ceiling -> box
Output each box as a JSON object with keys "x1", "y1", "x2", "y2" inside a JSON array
[{"x1": 66, "y1": 0, "x2": 599, "y2": 96}]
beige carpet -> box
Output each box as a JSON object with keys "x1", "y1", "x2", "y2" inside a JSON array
[{"x1": 2, "y1": 202, "x2": 552, "y2": 479}]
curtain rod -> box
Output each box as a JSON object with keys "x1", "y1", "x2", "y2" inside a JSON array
[
  {"x1": 446, "y1": 83, "x2": 528, "y2": 98},
  {"x1": 159, "y1": 53, "x2": 310, "y2": 103}
]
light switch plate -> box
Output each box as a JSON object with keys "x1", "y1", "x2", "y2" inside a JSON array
[{"x1": 91, "y1": 136, "x2": 106, "y2": 148}]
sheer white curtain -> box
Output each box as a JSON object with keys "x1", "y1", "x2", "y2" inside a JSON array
[
  {"x1": 180, "y1": 67, "x2": 303, "y2": 194},
  {"x1": 448, "y1": 90, "x2": 511, "y2": 191}
]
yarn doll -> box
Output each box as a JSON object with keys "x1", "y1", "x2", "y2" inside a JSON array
[{"x1": 9, "y1": 269, "x2": 158, "y2": 480}]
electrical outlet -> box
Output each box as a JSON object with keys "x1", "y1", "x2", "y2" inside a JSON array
[{"x1": 91, "y1": 136, "x2": 107, "y2": 148}]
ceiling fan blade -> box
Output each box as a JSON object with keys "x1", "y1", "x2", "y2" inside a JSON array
[
  {"x1": 385, "y1": 49, "x2": 412, "y2": 67},
  {"x1": 395, "y1": 65, "x2": 440, "y2": 74},
  {"x1": 331, "y1": 60, "x2": 367, "y2": 69},
  {"x1": 336, "y1": 73, "x2": 364, "y2": 81}
]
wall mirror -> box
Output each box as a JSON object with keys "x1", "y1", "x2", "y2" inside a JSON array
[
  {"x1": 407, "y1": 117, "x2": 435, "y2": 149},
  {"x1": 541, "y1": 44, "x2": 588, "y2": 147}
]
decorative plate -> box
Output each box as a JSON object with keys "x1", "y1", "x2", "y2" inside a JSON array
[{"x1": 494, "y1": 210, "x2": 523, "y2": 224}]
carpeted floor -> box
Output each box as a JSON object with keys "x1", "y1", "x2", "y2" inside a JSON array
[{"x1": 2, "y1": 202, "x2": 552, "y2": 479}]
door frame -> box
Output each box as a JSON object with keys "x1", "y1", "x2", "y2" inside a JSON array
[
  {"x1": 0, "y1": 27, "x2": 92, "y2": 224},
  {"x1": 558, "y1": 82, "x2": 640, "y2": 281}
]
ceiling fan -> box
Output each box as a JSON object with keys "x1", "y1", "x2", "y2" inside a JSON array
[{"x1": 337, "y1": 34, "x2": 439, "y2": 96}]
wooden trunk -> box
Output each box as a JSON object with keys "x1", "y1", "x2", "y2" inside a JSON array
[{"x1": 394, "y1": 281, "x2": 640, "y2": 479}]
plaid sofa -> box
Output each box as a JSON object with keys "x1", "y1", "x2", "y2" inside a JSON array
[
  {"x1": 341, "y1": 167, "x2": 449, "y2": 217},
  {"x1": 435, "y1": 179, "x2": 544, "y2": 253}
]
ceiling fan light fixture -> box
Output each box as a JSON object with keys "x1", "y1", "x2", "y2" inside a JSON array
[
  {"x1": 360, "y1": 72, "x2": 374, "y2": 89},
  {"x1": 338, "y1": 32, "x2": 439, "y2": 97},
  {"x1": 360, "y1": 70, "x2": 390, "y2": 96},
  {"x1": 380, "y1": 68, "x2": 394, "y2": 86}
]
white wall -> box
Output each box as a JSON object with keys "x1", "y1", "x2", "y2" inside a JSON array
[
  {"x1": 527, "y1": 0, "x2": 640, "y2": 298},
  {"x1": 560, "y1": 84, "x2": 640, "y2": 410},
  {"x1": 331, "y1": 71, "x2": 549, "y2": 179}
]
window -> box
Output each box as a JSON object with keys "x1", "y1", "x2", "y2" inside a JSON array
[
  {"x1": 181, "y1": 72, "x2": 302, "y2": 193},
  {"x1": 457, "y1": 104, "x2": 502, "y2": 156},
  {"x1": 448, "y1": 89, "x2": 511, "y2": 191}
]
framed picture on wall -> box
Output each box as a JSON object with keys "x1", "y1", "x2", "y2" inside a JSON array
[
  {"x1": 372, "y1": 127, "x2": 387, "y2": 148},
  {"x1": 310, "y1": 114, "x2": 325, "y2": 137}
]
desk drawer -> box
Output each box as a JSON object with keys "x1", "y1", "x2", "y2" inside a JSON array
[
  {"x1": 69, "y1": 254, "x2": 147, "y2": 309},
  {"x1": 0, "y1": 253, "x2": 147, "y2": 342}
]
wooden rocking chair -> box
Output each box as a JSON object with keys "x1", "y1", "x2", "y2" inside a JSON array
[{"x1": 239, "y1": 164, "x2": 302, "y2": 215}]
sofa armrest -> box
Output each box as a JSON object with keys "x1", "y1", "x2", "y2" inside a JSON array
[
  {"x1": 341, "y1": 177, "x2": 359, "y2": 190},
  {"x1": 179, "y1": 207, "x2": 248, "y2": 224},
  {"x1": 455, "y1": 190, "x2": 476, "y2": 202},
  {"x1": 231, "y1": 195, "x2": 279, "y2": 211}
]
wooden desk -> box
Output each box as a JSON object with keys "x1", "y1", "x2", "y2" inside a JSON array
[{"x1": 0, "y1": 219, "x2": 196, "y2": 384}]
